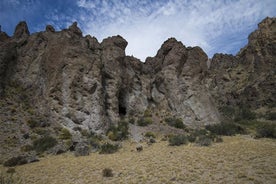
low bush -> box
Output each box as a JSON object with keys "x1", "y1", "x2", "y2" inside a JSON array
[
  {"x1": 266, "y1": 112, "x2": 276, "y2": 120},
  {"x1": 137, "y1": 117, "x2": 153, "y2": 126},
  {"x1": 33, "y1": 136, "x2": 57, "y2": 153},
  {"x1": 27, "y1": 119, "x2": 40, "y2": 129},
  {"x1": 220, "y1": 106, "x2": 236, "y2": 119},
  {"x1": 99, "y1": 143, "x2": 119, "y2": 154},
  {"x1": 3, "y1": 156, "x2": 27, "y2": 167},
  {"x1": 256, "y1": 123, "x2": 276, "y2": 139},
  {"x1": 107, "y1": 120, "x2": 129, "y2": 141},
  {"x1": 196, "y1": 135, "x2": 212, "y2": 146},
  {"x1": 165, "y1": 117, "x2": 186, "y2": 129},
  {"x1": 27, "y1": 119, "x2": 49, "y2": 129},
  {"x1": 235, "y1": 106, "x2": 256, "y2": 121},
  {"x1": 102, "y1": 168, "x2": 113, "y2": 177},
  {"x1": 206, "y1": 123, "x2": 245, "y2": 136},
  {"x1": 59, "y1": 128, "x2": 72, "y2": 140},
  {"x1": 187, "y1": 129, "x2": 222, "y2": 146},
  {"x1": 168, "y1": 135, "x2": 188, "y2": 146},
  {"x1": 0, "y1": 172, "x2": 22, "y2": 184},
  {"x1": 144, "y1": 132, "x2": 156, "y2": 138},
  {"x1": 144, "y1": 109, "x2": 152, "y2": 117},
  {"x1": 129, "y1": 118, "x2": 135, "y2": 124},
  {"x1": 20, "y1": 144, "x2": 33, "y2": 152}
]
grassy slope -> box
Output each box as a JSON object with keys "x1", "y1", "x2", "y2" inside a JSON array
[{"x1": 1, "y1": 135, "x2": 276, "y2": 184}]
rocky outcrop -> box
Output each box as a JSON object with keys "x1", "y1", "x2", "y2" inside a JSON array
[
  {"x1": 0, "y1": 17, "x2": 275, "y2": 162},
  {"x1": 206, "y1": 17, "x2": 276, "y2": 112}
]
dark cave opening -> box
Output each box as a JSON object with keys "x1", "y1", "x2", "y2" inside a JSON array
[
  {"x1": 118, "y1": 89, "x2": 127, "y2": 116},
  {"x1": 119, "y1": 104, "x2": 127, "y2": 116}
]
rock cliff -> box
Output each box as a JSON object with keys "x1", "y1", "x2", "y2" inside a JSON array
[{"x1": 0, "y1": 17, "x2": 275, "y2": 162}]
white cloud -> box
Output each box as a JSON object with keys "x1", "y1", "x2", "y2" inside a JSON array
[{"x1": 33, "y1": 0, "x2": 276, "y2": 60}]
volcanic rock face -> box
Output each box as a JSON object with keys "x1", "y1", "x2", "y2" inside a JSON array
[{"x1": 0, "y1": 18, "x2": 275, "y2": 160}]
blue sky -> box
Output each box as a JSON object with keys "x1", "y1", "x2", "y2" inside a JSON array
[{"x1": 0, "y1": 0, "x2": 275, "y2": 61}]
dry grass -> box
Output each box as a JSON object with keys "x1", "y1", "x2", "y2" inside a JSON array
[{"x1": 1, "y1": 135, "x2": 275, "y2": 184}]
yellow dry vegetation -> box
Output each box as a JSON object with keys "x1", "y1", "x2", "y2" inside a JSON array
[{"x1": 2, "y1": 135, "x2": 276, "y2": 184}]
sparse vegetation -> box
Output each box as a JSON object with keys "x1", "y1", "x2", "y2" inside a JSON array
[
  {"x1": 137, "y1": 117, "x2": 153, "y2": 126},
  {"x1": 102, "y1": 168, "x2": 113, "y2": 177},
  {"x1": 165, "y1": 117, "x2": 186, "y2": 129},
  {"x1": 99, "y1": 143, "x2": 119, "y2": 154},
  {"x1": 33, "y1": 136, "x2": 57, "y2": 153}
]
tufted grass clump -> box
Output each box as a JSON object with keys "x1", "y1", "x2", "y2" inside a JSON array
[{"x1": 102, "y1": 168, "x2": 113, "y2": 177}]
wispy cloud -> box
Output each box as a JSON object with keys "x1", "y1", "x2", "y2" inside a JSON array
[
  {"x1": 1, "y1": 0, "x2": 275, "y2": 60},
  {"x1": 74, "y1": 0, "x2": 276, "y2": 60}
]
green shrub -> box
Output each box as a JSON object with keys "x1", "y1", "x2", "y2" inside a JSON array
[
  {"x1": 27, "y1": 119, "x2": 49, "y2": 129},
  {"x1": 206, "y1": 123, "x2": 245, "y2": 136},
  {"x1": 20, "y1": 145, "x2": 33, "y2": 152},
  {"x1": 33, "y1": 128, "x2": 48, "y2": 135},
  {"x1": 80, "y1": 129, "x2": 89, "y2": 137},
  {"x1": 3, "y1": 156, "x2": 27, "y2": 167},
  {"x1": 102, "y1": 168, "x2": 113, "y2": 177},
  {"x1": 266, "y1": 112, "x2": 276, "y2": 120},
  {"x1": 187, "y1": 129, "x2": 223, "y2": 145},
  {"x1": 33, "y1": 136, "x2": 57, "y2": 153},
  {"x1": 220, "y1": 106, "x2": 236, "y2": 119},
  {"x1": 165, "y1": 117, "x2": 186, "y2": 129},
  {"x1": 144, "y1": 109, "x2": 152, "y2": 117},
  {"x1": 99, "y1": 143, "x2": 119, "y2": 154},
  {"x1": 129, "y1": 118, "x2": 135, "y2": 124},
  {"x1": 27, "y1": 119, "x2": 40, "y2": 129},
  {"x1": 187, "y1": 134, "x2": 197, "y2": 142},
  {"x1": 144, "y1": 132, "x2": 156, "y2": 138},
  {"x1": 137, "y1": 117, "x2": 153, "y2": 126},
  {"x1": 168, "y1": 135, "x2": 188, "y2": 146},
  {"x1": 59, "y1": 128, "x2": 72, "y2": 140},
  {"x1": 235, "y1": 106, "x2": 256, "y2": 121},
  {"x1": 196, "y1": 135, "x2": 212, "y2": 146},
  {"x1": 256, "y1": 123, "x2": 276, "y2": 139},
  {"x1": 107, "y1": 120, "x2": 129, "y2": 141}
]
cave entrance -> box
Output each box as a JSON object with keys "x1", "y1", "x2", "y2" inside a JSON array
[
  {"x1": 118, "y1": 89, "x2": 127, "y2": 117},
  {"x1": 119, "y1": 104, "x2": 127, "y2": 116}
]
